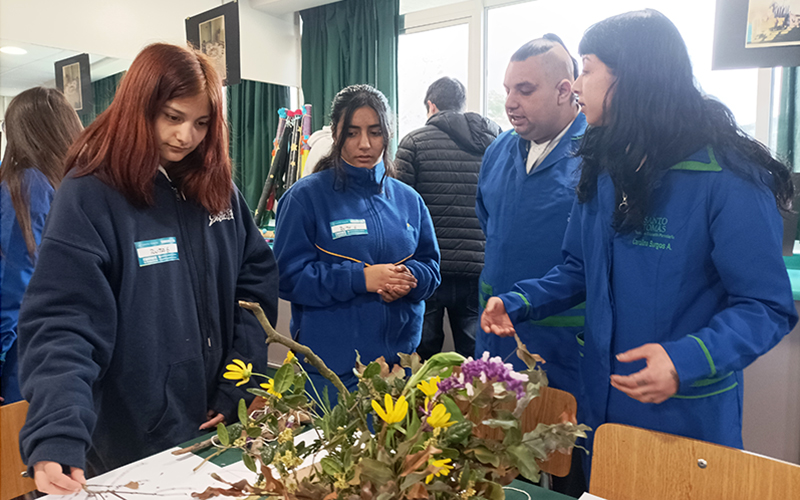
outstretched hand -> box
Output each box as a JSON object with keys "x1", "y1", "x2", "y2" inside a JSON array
[
  {"x1": 610, "y1": 343, "x2": 680, "y2": 404},
  {"x1": 480, "y1": 297, "x2": 516, "y2": 337},
  {"x1": 33, "y1": 461, "x2": 85, "y2": 495}
]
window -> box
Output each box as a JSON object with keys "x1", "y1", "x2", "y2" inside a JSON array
[
  {"x1": 486, "y1": 0, "x2": 758, "y2": 135},
  {"x1": 397, "y1": 22, "x2": 469, "y2": 140}
]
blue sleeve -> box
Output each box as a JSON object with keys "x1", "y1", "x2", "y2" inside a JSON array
[
  {"x1": 274, "y1": 189, "x2": 368, "y2": 307},
  {"x1": 1, "y1": 181, "x2": 53, "y2": 355},
  {"x1": 475, "y1": 147, "x2": 492, "y2": 236},
  {"x1": 661, "y1": 175, "x2": 798, "y2": 386},
  {"x1": 18, "y1": 233, "x2": 115, "y2": 471},
  {"x1": 403, "y1": 198, "x2": 441, "y2": 303},
  {"x1": 212, "y1": 191, "x2": 278, "y2": 421},
  {"x1": 498, "y1": 199, "x2": 587, "y2": 323}
]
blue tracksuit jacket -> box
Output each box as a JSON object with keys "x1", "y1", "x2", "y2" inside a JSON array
[
  {"x1": 274, "y1": 161, "x2": 441, "y2": 379},
  {"x1": 498, "y1": 146, "x2": 797, "y2": 452},
  {"x1": 1, "y1": 168, "x2": 54, "y2": 403},
  {"x1": 476, "y1": 114, "x2": 587, "y2": 397},
  {"x1": 19, "y1": 171, "x2": 278, "y2": 474}
]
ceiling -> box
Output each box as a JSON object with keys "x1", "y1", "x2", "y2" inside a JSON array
[
  {"x1": 0, "y1": 38, "x2": 131, "y2": 97},
  {"x1": 250, "y1": 0, "x2": 340, "y2": 15},
  {"x1": 0, "y1": 0, "x2": 345, "y2": 97}
]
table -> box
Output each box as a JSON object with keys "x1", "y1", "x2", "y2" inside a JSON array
[{"x1": 43, "y1": 431, "x2": 572, "y2": 499}]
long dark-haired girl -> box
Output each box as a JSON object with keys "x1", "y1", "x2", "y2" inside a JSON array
[
  {"x1": 18, "y1": 44, "x2": 278, "y2": 493},
  {"x1": 1, "y1": 87, "x2": 82, "y2": 404},
  {"x1": 481, "y1": 8, "x2": 796, "y2": 466},
  {"x1": 274, "y1": 84, "x2": 441, "y2": 401}
]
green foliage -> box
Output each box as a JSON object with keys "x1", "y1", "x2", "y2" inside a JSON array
[{"x1": 209, "y1": 347, "x2": 590, "y2": 500}]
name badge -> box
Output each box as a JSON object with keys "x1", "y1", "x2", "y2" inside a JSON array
[
  {"x1": 135, "y1": 237, "x2": 179, "y2": 267},
  {"x1": 330, "y1": 219, "x2": 368, "y2": 240}
]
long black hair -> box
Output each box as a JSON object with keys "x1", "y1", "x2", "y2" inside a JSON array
[
  {"x1": 575, "y1": 9, "x2": 793, "y2": 233},
  {"x1": 313, "y1": 84, "x2": 396, "y2": 187}
]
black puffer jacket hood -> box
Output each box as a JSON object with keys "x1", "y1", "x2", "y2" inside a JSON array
[{"x1": 427, "y1": 111, "x2": 501, "y2": 155}]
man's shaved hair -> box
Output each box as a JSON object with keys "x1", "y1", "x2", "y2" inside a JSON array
[{"x1": 510, "y1": 34, "x2": 579, "y2": 82}]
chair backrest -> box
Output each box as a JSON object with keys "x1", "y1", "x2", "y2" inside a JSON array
[
  {"x1": 590, "y1": 423, "x2": 800, "y2": 500},
  {"x1": 470, "y1": 385, "x2": 577, "y2": 477},
  {"x1": 0, "y1": 400, "x2": 36, "y2": 500}
]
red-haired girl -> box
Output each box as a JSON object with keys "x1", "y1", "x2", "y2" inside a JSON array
[{"x1": 17, "y1": 43, "x2": 278, "y2": 493}]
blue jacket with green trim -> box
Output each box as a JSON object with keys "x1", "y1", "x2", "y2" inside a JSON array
[
  {"x1": 274, "y1": 161, "x2": 441, "y2": 378},
  {"x1": 475, "y1": 114, "x2": 587, "y2": 397},
  {"x1": 498, "y1": 146, "x2": 797, "y2": 450}
]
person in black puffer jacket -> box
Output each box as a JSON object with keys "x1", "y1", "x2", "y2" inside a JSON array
[{"x1": 396, "y1": 77, "x2": 501, "y2": 360}]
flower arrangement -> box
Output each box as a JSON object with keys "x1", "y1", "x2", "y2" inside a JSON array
[{"x1": 192, "y1": 302, "x2": 589, "y2": 500}]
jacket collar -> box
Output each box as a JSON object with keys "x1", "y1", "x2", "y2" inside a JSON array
[
  {"x1": 337, "y1": 160, "x2": 386, "y2": 192},
  {"x1": 530, "y1": 112, "x2": 587, "y2": 174}
]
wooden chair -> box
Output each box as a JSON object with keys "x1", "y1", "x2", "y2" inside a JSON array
[
  {"x1": 590, "y1": 423, "x2": 800, "y2": 500},
  {"x1": 1, "y1": 400, "x2": 36, "y2": 500},
  {"x1": 469, "y1": 385, "x2": 578, "y2": 477}
]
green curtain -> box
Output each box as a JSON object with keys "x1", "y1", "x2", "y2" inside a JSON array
[
  {"x1": 79, "y1": 71, "x2": 126, "y2": 127},
  {"x1": 300, "y1": 0, "x2": 399, "y2": 149},
  {"x1": 227, "y1": 79, "x2": 291, "y2": 212},
  {"x1": 777, "y1": 67, "x2": 800, "y2": 172}
]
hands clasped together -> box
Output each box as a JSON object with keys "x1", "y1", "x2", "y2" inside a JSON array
[
  {"x1": 364, "y1": 264, "x2": 417, "y2": 303},
  {"x1": 480, "y1": 297, "x2": 680, "y2": 404}
]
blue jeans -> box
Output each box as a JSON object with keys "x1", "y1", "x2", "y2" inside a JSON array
[{"x1": 417, "y1": 276, "x2": 479, "y2": 360}]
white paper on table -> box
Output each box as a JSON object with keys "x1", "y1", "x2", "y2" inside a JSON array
[
  {"x1": 39, "y1": 430, "x2": 326, "y2": 499},
  {"x1": 578, "y1": 493, "x2": 608, "y2": 500}
]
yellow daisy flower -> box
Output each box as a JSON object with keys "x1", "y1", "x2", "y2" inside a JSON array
[
  {"x1": 223, "y1": 359, "x2": 252, "y2": 387},
  {"x1": 417, "y1": 376, "x2": 440, "y2": 398},
  {"x1": 426, "y1": 403, "x2": 456, "y2": 429},
  {"x1": 371, "y1": 393, "x2": 408, "y2": 424},
  {"x1": 425, "y1": 457, "x2": 453, "y2": 484},
  {"x1": 283, "y1": 351, "x2": 296, "y2": 365},
  {"x1": 260, "y1": 378, "x2": 283, "y2": 399}
]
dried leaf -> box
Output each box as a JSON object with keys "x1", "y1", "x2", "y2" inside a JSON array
[
  {"x1": 259, "y1": 465, "x2": 286, "y2": 494},
  {"x1": 514, "y1": 334, "x2": 545, "y2": 368},
  {"x1": 398, "y1": 352, "x2": 423, "y2": 374},
  {"x1": 123, "y1": 481, "x2": 139, "y2": 490},
  {"x1": 400, "y1": 446, "x2": 440, "y2": 477},
  {"x1": 405, "y1": 482, "x2": 429, "y2": 499}
]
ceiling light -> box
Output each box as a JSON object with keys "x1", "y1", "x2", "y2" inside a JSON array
[{"x1": 0, "y1": 46, "x2": 28, "y2": 55}]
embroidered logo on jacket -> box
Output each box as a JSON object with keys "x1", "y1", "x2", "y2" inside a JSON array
[
  {"x1": 209, "y1": 209, "x2": 234, "y2": 226},
  {"x1": 632, "y1": 216, "x2": 674, "y2": 251}
]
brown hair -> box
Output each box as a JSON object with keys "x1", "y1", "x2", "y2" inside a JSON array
[
  {"x1": 65, "y1": 43, "x2": 232, "y2": 213},
  {"x1": 0, "y1": 87, "x2": 82, "y2": 257}
]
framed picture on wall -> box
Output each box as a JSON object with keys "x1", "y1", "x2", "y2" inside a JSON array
[
  {"x1": 713, "y1": 0, "x2": 800, "y2": 69},
  {"x1": 54, "y1": 53, "x2": 93, "y2": 115},
  {"x1": 186, "y1": 1, "x2": 241, "y2": 86}
]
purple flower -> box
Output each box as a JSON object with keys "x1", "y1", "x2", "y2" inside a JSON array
[{"x1": 459, "y1": 352, "x2": 529, "y2": 399}]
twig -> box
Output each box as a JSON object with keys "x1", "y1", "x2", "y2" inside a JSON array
[
  {"x1": 238, "y1": 301, "x2": 349, "y2": 398},
  {"x1": 172, "y1": 438, "x2": 214, "y2": 455}
]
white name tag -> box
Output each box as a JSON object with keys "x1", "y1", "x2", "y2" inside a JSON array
[
  {"x1": 330, "y1": 219, "x2": 368, "y2": 240},
  {"x1": 135, "y1": 237, "x2": 179, "y2": 267}
]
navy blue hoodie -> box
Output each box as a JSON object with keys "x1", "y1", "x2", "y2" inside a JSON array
[{"x1": 18, "y1": 171, "x2": 278, "y2": 474}]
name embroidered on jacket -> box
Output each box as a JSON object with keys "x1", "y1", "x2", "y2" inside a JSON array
[{"x1": 209, "y1": 209, "x2": 234, "y2": 226}]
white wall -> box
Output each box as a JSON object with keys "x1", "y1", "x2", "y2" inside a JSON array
[{"x1": 0, "y1": 0, "x2": 300, "y2": 88}]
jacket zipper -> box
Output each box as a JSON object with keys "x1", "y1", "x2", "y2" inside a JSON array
[{"x1": 167, "y1": 181, "x2": 213, "y2": 353}]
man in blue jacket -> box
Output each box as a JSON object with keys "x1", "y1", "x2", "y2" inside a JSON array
[
  {"x1": 475, "y1": 36, "x2": 586, "y2": 494},
  {"x1": 477, "y1": 35, "x2": 585, "y2": 393}
]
